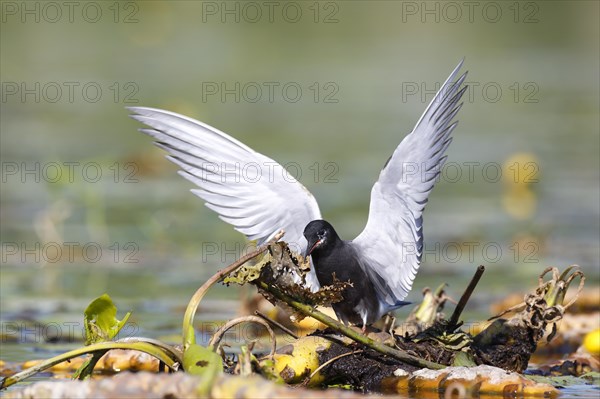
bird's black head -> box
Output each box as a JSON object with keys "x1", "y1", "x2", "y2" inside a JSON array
[{"x1": 303, "y1": 220, "x2": 339, "y2": 257}]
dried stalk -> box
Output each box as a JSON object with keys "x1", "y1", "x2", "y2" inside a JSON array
[{"x1": 182, "y1": 231, "x2": 284, "y2": 349}]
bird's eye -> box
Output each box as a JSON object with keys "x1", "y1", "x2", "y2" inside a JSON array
[{"x1": 318, "y1": 229, "x2": 326, "y2": 237}]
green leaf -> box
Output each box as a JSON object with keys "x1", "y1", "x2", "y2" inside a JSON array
[
  {"x1": 83, "y1": 294, "x2": 131, "y2": 345},
  {"x1": 183, "y1": 344, "x2": 223, "y2": 376},
  {"x1": 183, "y1": 344, "x2": 223, "y2": 395},
  {"x1": 452, "y1": 351, "x2": 476, "y2": 367}
]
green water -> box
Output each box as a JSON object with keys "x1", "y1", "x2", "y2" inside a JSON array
[{"x1": 1, "y1": 1, "x2": 599, "y2": 396}]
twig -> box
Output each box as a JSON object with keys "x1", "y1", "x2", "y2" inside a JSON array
[
  {"x1": 208, "y1": 316, "x2": 277, "y2": 359},
  {"x1": 255, "y1": 281, "x2": 445, "y2": 370},
  {"x1": 488, "y1": 302, "x2": 526, "y2": 321},
  {"x1": 255, "y1": 310, "x2": 299, "y2": 339},
  {"x1": 303, "y1": 350, "x2": 364, "y2": 385},
  {"x1": 182, "y1": 231, "x2": 285, "y2": 349},
  {"x1": 447, "y1": 265, "x2": 485, "y2": 331}
]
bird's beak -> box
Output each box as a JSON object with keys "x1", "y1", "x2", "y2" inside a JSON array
[{"x1": 305, "y1": 238, "x2": 323, "y2": 257}]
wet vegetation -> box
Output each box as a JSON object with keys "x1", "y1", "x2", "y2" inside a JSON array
[{"x1": 1, "y1": 237, "x2": 597, "y2": 398}]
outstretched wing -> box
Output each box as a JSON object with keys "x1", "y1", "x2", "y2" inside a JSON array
[
  {"x1": 129, "y1": 107, "x2": 322, "y2": 289},
  {"x1": 352, "y1": 60, "x2": 468, "y2": 308}
]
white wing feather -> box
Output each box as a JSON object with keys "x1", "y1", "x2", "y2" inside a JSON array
[
  {"x1": 128, "y1": 107, "x2": 322, "y2": 289},
  {"x1": 352, "y1": 61, "x2": 468, "y2": 307}
]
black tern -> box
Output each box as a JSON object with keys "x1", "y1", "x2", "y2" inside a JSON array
[{"x1": 129, "y1": 60, "x2": 468, "y2": 328}]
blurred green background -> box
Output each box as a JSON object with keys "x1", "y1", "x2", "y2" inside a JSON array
[{"x1": 1, "y1": 1, "x2": 598, "y2": 355}]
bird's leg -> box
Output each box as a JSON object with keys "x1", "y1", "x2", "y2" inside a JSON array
[
  {"x1": 360, "y1": 313, "x2": 369, "y2": 335},
  {"x1": 388, "y1": 315, "x2": 397, "y2": 340},
  {"x1": 383, "y1": 313, "x2": 397, "y2": 336}
]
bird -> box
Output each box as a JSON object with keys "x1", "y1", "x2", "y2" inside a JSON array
[{"x1": 129, "y1": 60, "x2": 468, "y2": 329}]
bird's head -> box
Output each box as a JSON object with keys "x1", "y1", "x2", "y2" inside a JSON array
[{"x1": 303, "y1": 220, "x2": 338, "y2": 257}]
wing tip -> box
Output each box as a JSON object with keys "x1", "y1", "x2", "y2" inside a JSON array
[{"x1": 126, "y1": 106, "x2": 161, "y2": 118}]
